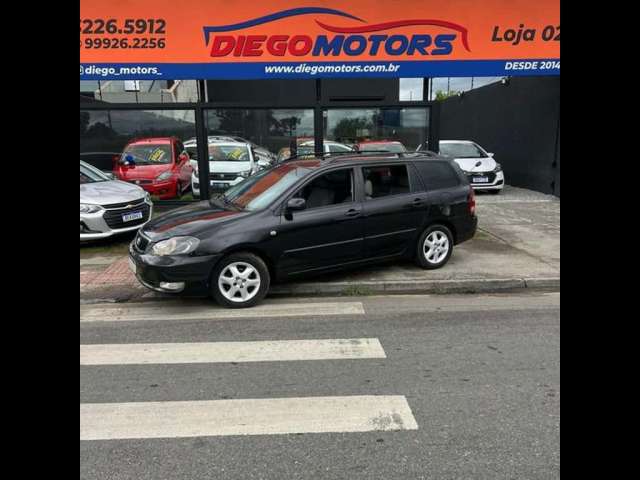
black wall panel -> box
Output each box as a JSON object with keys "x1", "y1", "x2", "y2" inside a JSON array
[{"x1": 439, "y1": 76, "x2": 560, "y2": 196}]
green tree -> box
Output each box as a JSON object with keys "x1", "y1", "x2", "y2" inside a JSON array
[
  {"x1": 435, "y1": 90, "x2": 459, "y2": 101},
  {"x1": 276, "y1": 116, "x2": 301, "y2": 136},
  {"x1": 332, "y1": 117, "x2": 374, "y2": 142}
]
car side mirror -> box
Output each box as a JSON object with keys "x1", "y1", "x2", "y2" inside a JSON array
[
  {"x1": 179, "y1": 152, "x2": 189, "y2": 163},
  {"x1": 121, "y1": 154, "x2": 135, "y2": 165},
  {"x1": 286, "y1": 198, "x2": 306, "y2": 212},
  {"x1": 487, "y1": 152, "x2": 494, "y2": 157}
]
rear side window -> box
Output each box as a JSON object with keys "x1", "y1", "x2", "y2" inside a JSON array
[
  {"x1": 362, "y1": 165, "x2": 411, "y2": 199},
  {"x1": 413, "y1": 161, "x2": 460, "y2": 190}
]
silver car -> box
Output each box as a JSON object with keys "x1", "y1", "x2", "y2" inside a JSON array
[{"x1": 80, "y1": 160, "x2": 153, "y2": 241}]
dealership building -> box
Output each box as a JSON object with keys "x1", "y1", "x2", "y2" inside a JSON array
[{"x1": 80, "y1": 2, "x2": 560, "y2": 206}]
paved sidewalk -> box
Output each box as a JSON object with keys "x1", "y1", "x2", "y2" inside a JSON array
[{"x1": 80, "y1": 186, "x2": 559, "y2": 303}]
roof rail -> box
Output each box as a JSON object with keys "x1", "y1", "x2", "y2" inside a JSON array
[
  {"x1": 278, "y1": 149, "x2": 441, "y2": 164},
  {"x1": 279, "y1": 149, "x2": 398, "y2": 163}
]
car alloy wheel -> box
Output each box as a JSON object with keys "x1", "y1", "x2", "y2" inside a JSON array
[
  {"x1": 217, "y1": 261, "x2": 262, "y2": 303},
  {"x1": 423, "y1": 230, "x2": 450, "y2": 265}
]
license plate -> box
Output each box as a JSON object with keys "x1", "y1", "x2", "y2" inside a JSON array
[
  {"x1": 210, "y1": 181, "x2": 229, "y2": 189},
  {"x1": 122, "y1": 211, "x2": 143, "y2": 222},
  {"x1": 472, "y1": 176, "x2": 489, "y2": 183},
  {"x1": 128, "y1": 256, "x2": 137, "y2": 274}
]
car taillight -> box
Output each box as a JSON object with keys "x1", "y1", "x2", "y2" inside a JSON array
[{"x1": 468, "y1": 187, "x2": 476, "y2": 215}]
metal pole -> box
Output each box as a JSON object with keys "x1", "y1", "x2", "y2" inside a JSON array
[
  {"x1": 314, "y1": 79, "x2": 323, "y2": 157},
  {"x1": 195, "y1": 106, "x2": 210, "y2": 200}
]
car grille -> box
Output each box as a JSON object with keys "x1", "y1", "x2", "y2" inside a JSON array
[
  {"x1": 103, "y1": 203, "x2": 151, "y2": 229},
  {"x1": 467, "y1": 172, "x2": 497, "y2": 184},
  {"x1": 101, "y1": 198, "x2": 146, "y2": 210},
  {"x1": 134, "y1": 232, "x2": 150, "y2": 252},
  {"x1": 210, "y1": 173, "x2": 238, "y2": 181}
]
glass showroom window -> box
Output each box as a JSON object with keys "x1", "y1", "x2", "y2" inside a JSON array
[
  {"x1": 80, "y1": 109, "x2": 196, "y2": 202},
  {"x1": 80, "y1": 80, "x2": 200, "y2": 103},
  {"x1": 428, "y1": 77, "x2": 504, "y2": 100},
  {"x1": 192, "y1": 109, "x2": 315, "y2": 198},
  {"x1": 399, "y1": 78, "x2": 424, "y2": 101},
  {"x1": 324, "y1": 108, "x2": 429, "y2": 153},
  {"x1": 205, "y1": 109, "x2": 314, "y2": 153}
]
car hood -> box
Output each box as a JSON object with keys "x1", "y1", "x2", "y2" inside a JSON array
[
  {"x1": 116, "y1": 164, "x2": 172, "y2": 181},
  {"x1": 452, "y1": 157, "x2": 497, "y2": 173},
  {"x1": 80, "y1": 180, "x2": 146, "y2": 206},
  {"x1": 140, "y1": 200, "x2": 250, "y2": 241},
  {"x1": 210, "y1": 161, "x2": 252, "y2": 174}
]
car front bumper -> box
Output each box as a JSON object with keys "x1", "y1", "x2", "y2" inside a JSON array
[
  {"x1": 192, "y1": 172, "x2": 245, "y2": 197},
  {"x1": 466, "y1": 171, "x2": 505, "y2": 190},
  {"x1": 139, "y1": 180, "x2": 179, "y2": 200},
  {"x1": 80, "y1": 201, "x2": 153, "y2": 241},
  {"x1": 128, "y1": 243, "x2": 222, "y2": 294}
]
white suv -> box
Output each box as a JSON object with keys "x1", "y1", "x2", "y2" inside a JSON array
[{"x1": 188, "y1": 141, "x2": 258, "y2": 197}]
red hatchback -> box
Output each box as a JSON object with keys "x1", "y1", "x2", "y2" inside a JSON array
[{"x1": 114, "y1": 137, "x2": 193, "y2": 200}]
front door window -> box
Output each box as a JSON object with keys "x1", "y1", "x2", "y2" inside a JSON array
[{"x1": 293, "y1": 169, "x2": 354, "y2": 209}]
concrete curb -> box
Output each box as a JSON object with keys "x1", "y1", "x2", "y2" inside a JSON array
[
  {"x1": 79, "y1": 277, "x2": 559, "y2": 304},
  {"x1": 523, "y1": 277, "x2": 561, "y2": 290},
  {"x1": 268, "y1": 277, "x2": 559, "y2": 297}
]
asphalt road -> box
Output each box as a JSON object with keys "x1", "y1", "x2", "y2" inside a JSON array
[{"x1": 80, "y1": 292, "x2": 560, "y2": 480}]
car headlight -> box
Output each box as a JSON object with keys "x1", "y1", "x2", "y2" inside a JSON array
[
  {"x1": 494, "y1": 163, "x2": 502, "y2": 172},
  {"x1": 80, "y1": 203, "x2": 103, "y2": 214},
  {"x1": 144, "y1": 192, "x2": 152, "y2": 203},
  {"x1": 156, "y1": 171, "x2": 173, "y2": 182},
  {"x1": 150, "y1": 236, "x2": 200, "y2": 256},
  {"x1": 239, "y1": 169, "x2": 252, "y2": 178}
]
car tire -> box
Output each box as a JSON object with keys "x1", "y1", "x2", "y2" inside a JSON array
[
  {"x1": 211, "y1": 252, "x2": 270, "y2": 308},
  {"x1": 416, "y1": 225, "x2": 454, "y2": 270},
  {"x1": 175, "y1": 182, "x2": 182, "y2": 199}
]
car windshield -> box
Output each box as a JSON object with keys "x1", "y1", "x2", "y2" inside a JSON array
[
  {"x1": 209, "y1": 145, "x2": 252, "y2": 162},
  {"x1": 219, "y1": 163, "x2": 316, "y2": 211},
  {"x1": 439, "y1": 142, "x2": 486, "y2": 158},
  {"x1": 360, "y1": 143, "x2": 406, "y2": 153},
  {"x1": 80, "y1": 162, "x2": 109, "y2": 184},
  {"x1": 123, "y1": 144, "x2": 172, "y2": 165}
]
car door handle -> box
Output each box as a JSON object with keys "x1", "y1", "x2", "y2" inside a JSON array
[
  {"x1": 332, "y1": 208, "x2": 361, "y2": 222},
  {"x1": 406, "y1": 198, "x2": 424, "y2": 208}
]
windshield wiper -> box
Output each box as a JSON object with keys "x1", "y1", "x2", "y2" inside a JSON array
[{"x1": 219, "y1": 194, "x2": 244, "y2": 211}]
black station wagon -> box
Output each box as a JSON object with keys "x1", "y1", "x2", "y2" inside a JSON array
[{"x1": 129, "y1": 152, "x2": 478, "y2": 308}]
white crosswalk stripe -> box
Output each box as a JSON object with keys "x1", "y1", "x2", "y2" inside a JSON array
[
  {"x1": 80, "y1": 302, "x2": 365, "y2": 322},
  {"x1": 80, "y1": 304, "x2": 418, "y2": 441},
  {"x1": 80, "y1": 338, "x2": 386, "y2": 365},
  {"x1": 80, "y1": 395, "x2": 418, "y2": 441}
]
